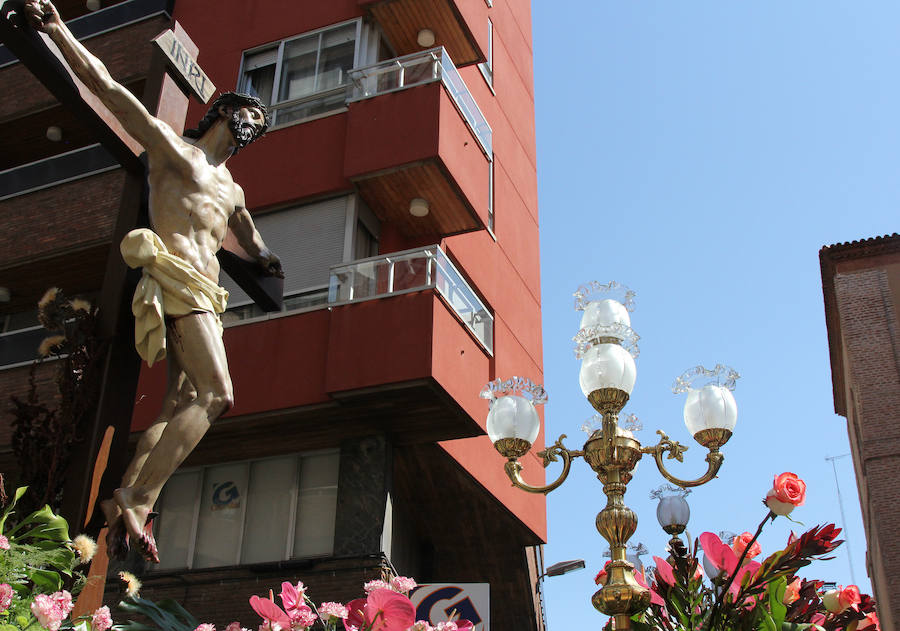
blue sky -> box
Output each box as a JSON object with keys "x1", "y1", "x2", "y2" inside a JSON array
[{"x1": 532, "y1": 2, "x2": 897, "y2": 627}]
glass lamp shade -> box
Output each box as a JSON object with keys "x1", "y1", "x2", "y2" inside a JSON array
[
  {"x1": 626, "y1": 551, "x2": 644, "y2": 573},
  {"x1": 579, "y1": 343, "x2": 636, "y2": 396},
  {"x1": 656, "y1": 495, "x2": 690, "y2": 530},
  {"x1": 702, "y1": 553, "x2": 725, "y2": 580},
  {"x1": 580, "y1": 299, "x2": 631, "y2": 335},
  {"x1": 683, "y1": 384, "x2": 737, "y2": 435},
  {"x1": 486, "y1": 394, "x2": 541, "y2": 445}
]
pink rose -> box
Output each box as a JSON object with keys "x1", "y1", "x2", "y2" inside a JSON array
[
  {"x1": 731, "y1": 532, "x2": 762, "y2": 559},
  {"x1": 783, "y1": 577, "x2": 801, "y2": 605},
  {"x1": 0, "y1": 583, "x2": 12, "y2": 611},
  {"x1": 766, "y1": 472, "x2": 806, "y2": 515},
  {"x1": 92, "y1": 606, "x2": 113, "y2": 631},
  {"x1": 822, "y1": 585, "x2": 860, "y2": 613},
  {"x1": 31, "y1": 591, "x2": 73, "y2": 631},
  {"x1": 0, "y1": 535, "x2": 9, "y2": 550},
  {"x1": 390, "y1": 576, "x2": 417, "y2": 594},
  {"x1": 317, "y1": 602, "x2": 348, "y2": 621}
]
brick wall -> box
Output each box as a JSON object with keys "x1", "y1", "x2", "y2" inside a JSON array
[
  {"x1": 834, "y1": 266, "x2": 900, "y2": 631},
  {"x1": 0, "y1": 170, "x2": 124, "y2": 268},
  {"x1": 0, "y1": 16, "x2": 168, "y2": 121},
  {"x1": 103, "y1": 557, "x2": 385, "y2": 628}
]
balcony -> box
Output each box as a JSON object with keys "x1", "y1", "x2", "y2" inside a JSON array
[
  {"x1": 358, "y1": 0, "x2": 488, "y2": 67},
  {"x1": 329, "y1": 245, "x2": 493, "y2": 353},
  {"x1": 130, "y1": 247, "x2": 493, "y2": 448},
  {"x1": 344, "y1": 48, "x2": 492, "y2": 239}
]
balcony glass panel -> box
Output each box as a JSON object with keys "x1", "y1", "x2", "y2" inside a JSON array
[
  {"x1": 348, "y1": 47, "x2": 493, "y2": 157},
  {"x1": 329, "y1": 246, "x2": 493, "y2": 354}
]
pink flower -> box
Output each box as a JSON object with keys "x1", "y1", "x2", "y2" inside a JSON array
[
  {"x1": 731, "y1": 532, "x2": 762, "y2": 559},
  {"x1": 194, "y1": 625, "x2": 215, "y2": 631},
  {"x1": 279, "y1": 582, "x2": 307, "y2": 616},
  {"x1": 225, "y1": 623, "x2": 249, "y2": 631},
  {"x1": 822, "y1": 585, "x2": 860, "y2": 613},
  {"x1": 698, "y1": 533, "x2": 760, "y2": 598},
  {"x1": 783, "y1": 577, "x2": 801, "y2": 605},
  {"x1": 92, "y1": 606, "x2": 113, "y2": 631},
  {"x1": 633, "y1": 570, "x2": 664, "y2": 606},
  {"x1": 318, "y1": 602, "x2": 349, "y2": 621},
  {"x1": 0, "y1": 584, "x2": 12, "y2": 612},
  {"x1": 390, "y1": 576, "x2": 417, "y2": 594},
  {"x1": 31, "y1": 591, "x2": 74, "y2": 631},
  {"x1": 652, "y1": 556, "x2": 675, "y2": 586},
  {"x1": 858, "y1": 612, "x2": 881, "y2": 630},
  {"x1": 291, "y1": 607, "x2": 317, "y2": 630},
  {"x1": 250, "y1": 592, "x2": 291, "y2": 631},
  {"x1": 363, "y1": 580, "x2": 391, "y2": 594},
  {"x1": 0, "y1": 535, "x2": 9, "y2": 550},
  {"x1": 766, "y1": 472, "x2": 806, "y2": 516},
  {"x1": 345, "y1": 589, "x2": 415, "y2": 631}
]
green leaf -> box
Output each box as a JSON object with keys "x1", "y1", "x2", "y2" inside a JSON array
[
  {"x1": 757, "y1": 613, "x2": 777, "y2": 631},
  {"x1": 767, "y1": 577, "x2": 787, "y2": 626},
  {"x1": 29, "y1": 568, "x2": 63, "y2": 592},
  {"x1": 0, "y1": 487, "x2": 27, "y2": 533}
]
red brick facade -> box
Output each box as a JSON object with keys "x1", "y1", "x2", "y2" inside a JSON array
[{"x1": 821, "y1": 233, "x2": 900, "y2": 631}]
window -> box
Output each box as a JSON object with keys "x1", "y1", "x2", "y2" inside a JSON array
[
  {"x1": 478, "y1": 19, "x2": 493, "y2": 88},
  {"x1": 487, "y1": 159, "x2": 495, "y2": 234},
  {"x1": 154, "y1": 451, "x2": 340, "y2": 570},
  {"x1": 239, "y1": 21, "x2": 389, "y2": 126}
]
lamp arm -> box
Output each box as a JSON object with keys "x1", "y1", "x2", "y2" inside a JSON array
[
  {"x1": 641, "y1": 430, "x2": 724, "y2": 488},
  {"x1": 503, "y1": 434, "x2": 580, "y2": 495}
]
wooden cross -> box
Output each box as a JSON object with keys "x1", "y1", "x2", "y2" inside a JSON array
[{"x1": 0, "y1": 0, "x2": 281, "y2": 574}]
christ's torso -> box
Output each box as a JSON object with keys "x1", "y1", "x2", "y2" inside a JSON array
[{"x1": 146, "y1": 143, "x2": 238, "y2": 283}]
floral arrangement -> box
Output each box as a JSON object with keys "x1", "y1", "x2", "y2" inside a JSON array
[
  {"x1": 238, "y1": 574, "x2": 472, "y2": 631},
  {"x1": 9, "y1": 288, "x2": 102, "y2": 516},
  {"x1": 597, "y1": 473, "x2": 880, "y2": 631},
  {"x1": 0, "y1": 486, "x2": 112, "y2": 631}
]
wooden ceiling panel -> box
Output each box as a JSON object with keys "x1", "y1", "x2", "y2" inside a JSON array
[
  {"x1": 369, "y1": 0, "x2": 484, "y2": 66},
  {"x1": 354, "y1": 159, "x2": 483, "y2": 239}
]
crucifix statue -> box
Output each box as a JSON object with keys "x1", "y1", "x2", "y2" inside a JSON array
[{"x1": 24, "y1": 0, "x2": 284, "y2": 563}]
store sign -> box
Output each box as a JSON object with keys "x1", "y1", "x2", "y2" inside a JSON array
[{"x1": 409, "y1": 584, "x2": 489, "y2": 631}]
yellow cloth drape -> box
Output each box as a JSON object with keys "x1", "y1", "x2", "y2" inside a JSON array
[{"x1": 120, "y1": 228, "x2": 229, "y2": 366}]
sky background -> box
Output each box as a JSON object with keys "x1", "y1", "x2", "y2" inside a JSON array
[{"x1": 531, "y1": 2, "x2": 897, "y2": 628}]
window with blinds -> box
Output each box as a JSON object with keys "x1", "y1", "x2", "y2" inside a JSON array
[
  {"x1": 220, "y1": 195, "x2": 350, "y2": 310},
  {"x1": 154, "y1": 451, "x2": 340, "y2": 570}
]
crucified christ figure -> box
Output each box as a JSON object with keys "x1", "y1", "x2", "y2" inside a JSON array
[{"x1": 26, "y1": 0, "x2": 284, "y2": 563}]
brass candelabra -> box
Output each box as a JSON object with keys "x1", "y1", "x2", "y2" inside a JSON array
[{"x1": 482, "y1": 282, "x2": 739, "y2": 630}]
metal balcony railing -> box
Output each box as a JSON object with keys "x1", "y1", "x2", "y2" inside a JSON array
[
  {"x1": 328, "y1": 245, "x2": 493, "y2": 354},
  {"x1": 347, "y1": 47, "x2": 493, "y2": 157}
]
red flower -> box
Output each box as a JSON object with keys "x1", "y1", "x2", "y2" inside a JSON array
[
  {"x1": 594, "y1": 561, "x2": 612, "y2": 585},
  {"x1": 344, "y1": 589, "x2": 415, "y2": 631},
  {"x1": 765, "y1": 472, "x2": 806, "y2": 515},
  {"x1": 858, "y1": 612, "x2": 880, "y2": 630},
  {"x1": 731, "y1": 532, "x2": 762, "y2": 559}
]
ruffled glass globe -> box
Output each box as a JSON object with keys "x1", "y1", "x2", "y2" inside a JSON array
[
  {"x1": 683, "y1": 384, "x2": 738, "y2": 435},
  {"x1": 579, "y1": 343, "x2": 636, "y2": 396},
  {"x1": 579, "y1": 299, "x2": 631, "y2": 336},
  {"x1": 486, "y1": 394, "x2": 541, "y2": 445}
]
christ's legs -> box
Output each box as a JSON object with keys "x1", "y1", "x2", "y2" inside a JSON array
[
  {"x1": 115, "y1": 312, "x2": 232, "y2": 561},
  {"x1": 101, "y1": 347, "x2": 192, "y2": 557}
]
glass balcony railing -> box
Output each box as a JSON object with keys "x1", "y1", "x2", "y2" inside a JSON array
[
  {"x1": 328, "y1": 246, "x2": 493, "y2": 354},
  {"x1": 347, "y1": 47, "x2": 493, "y2": 157}
]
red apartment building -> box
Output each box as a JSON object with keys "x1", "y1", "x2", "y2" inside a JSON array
[{"x1": 0, "y1": 0, "x2": 547, "y2": 628}]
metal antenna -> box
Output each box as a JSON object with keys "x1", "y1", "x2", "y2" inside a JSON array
[{"x1": 825, "y1": 453, "x2": 857, "y2": 585}]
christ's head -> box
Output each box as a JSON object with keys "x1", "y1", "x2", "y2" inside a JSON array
[{"x1": 183, "y1": 91, "x2": 271, "y2": 152}]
